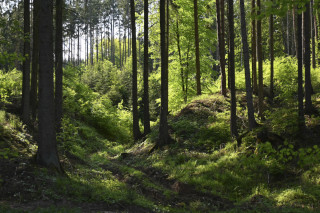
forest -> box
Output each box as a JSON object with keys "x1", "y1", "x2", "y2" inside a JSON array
[{"x1": 1, "y1": 0, "x2": 320, "y2": 212}]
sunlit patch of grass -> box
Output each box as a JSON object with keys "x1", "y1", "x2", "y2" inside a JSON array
[{"x1": 276, "y1": 188, "x2": 317, "y2": 208}]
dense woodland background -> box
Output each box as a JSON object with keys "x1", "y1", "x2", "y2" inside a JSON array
[{"x1": 1, "y1": 0, "x2": 320, "y2": 212}]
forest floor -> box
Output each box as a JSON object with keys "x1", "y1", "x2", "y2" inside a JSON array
[{"x1": 1, "y1": 93, "x2": 320, "y2": 212}]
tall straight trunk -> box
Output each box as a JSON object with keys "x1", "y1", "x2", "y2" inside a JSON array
[
  {"x1": 119, "y1": 24, "x2": 122, "y2": 67},
  {"x1": 90, "y1": 25, "x2": 94, "y2": 65},
  {"x1": 30, "y1": 0, "x2": 39, "y2": 120},
  {"x1": 96, "y1": 28, "x2": 99, "y2": 62},
  {"x1": 251, "y1": 0, "x2": 257, "y2": 94},
  {"x1": 293, "y1": 8, "x2": 298, "y2": 57},
  {"x1": 77, "y1": 26, "x2": 80, "y2": 65},
  {"x1": 101, "y1": 31, "x2": 103, "y2": 61},
  {"x1": 311, "y1": 0, "x2": 316, "y2": 69},
  {"x1": 240, "y1": 0, "x2": 257, "y2": 130},
  {"x1": 112, "y1": 8, "x2": 115, "y2": 64},
  {"x1": 194, "y1": 0, "x2": 201, "y2": 95},
  {"x1": 287, "y1": 12, "x2": 290, "y2": 55},
  {"x1": 143, "y1": 0, "x2": 151, "y2": 135},
  {"x1": 158, "y1": 0, "x2": 169, "y2": 146},
  {"x1": 124, "y1": 28, "x2": 127, "y2": 63},
  {"x1": 269, "y1": 1, "x2": 274, "y2": 99},
  {"x1": 228, "y1": 0, "x2": 238, "y2": 137},
  {"x1": 216, "y1": 0, "x2": 226, "y2": 96},
  {"x1": 55, "y1": 0, "x2": 63, "y2": 133},
  {"x1": 257, "y1": 0, "x2": 264, "y2": 118},
  {"x1": 22, "y1": 0, "x2": 31, "y2": 124},
  {"x1": 304, "y1": 2, "x2": 313, "y2": 114},
  {"x1": 176, "y1": 18, "x2": 185, "y2": 95},
  {"x1": 297, "y1": 10, "x2": 305, "y2": 131},
  {"x1": 131, "y1": 0, "x2": 142, "y2": 140},
  {"x1": 38, "y1": 0, "x2": 62, "y2": 171}
]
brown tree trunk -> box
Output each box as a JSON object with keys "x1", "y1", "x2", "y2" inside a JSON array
[
  {"x1": 216, "y1": 0, "x2": 226, "y2": 96},
  {"x1": 194, "y1": 0, "x2": 201, "y2": 95},
  {"x1": 30, "y1": 0, "x2": 39, "y2": 121},
  {"x1": 251, "y1": 0, "x2": 257, "y2": 94},
  {"x1": 297, "y1": 9, "x2": 305, "y2": 132},
  {"x1": 158, "y1": 0, "x2": 170, "y2": 146},
  {"x1": 143, "y1": 0, "x2": 151, "y2": 135},
  {"x1": 22, "y1": 0, "x2": 31, "y2": 124},
  {"x1": 37, "y1": 0, "x2": 62, "y2": 172},
  {"x1": 130, "y1": 0, "x2": 142, "y2": 140},
  {"x1": 311, "y1": 0, "x2": 316, "y2": 69},
  {"x1": 240, "y1": 0, "x2": 257, "y2": 130},
  {"x1": 55, "y1": 0, "x2": 63, "y2": 133},
  {"x1": 269, "y1": 1, "x2": 274, "y2": 99},
  {"x1": 257, "y1": 0, "x2": 264, "y2": 118},
  {"x1": 304, "y1": 2, "x2": 314, "y2": 114},
  {"x1": 228, "y1": 0, "x2": 238, "y2": 137}
]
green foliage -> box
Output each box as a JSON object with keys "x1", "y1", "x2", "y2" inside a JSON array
[
  {"x1": 0, "y1": 69, "x2": 22, "y2": 103},
  {"x1": 63, "y1": 65, "x2": 133, "y2": 143}
]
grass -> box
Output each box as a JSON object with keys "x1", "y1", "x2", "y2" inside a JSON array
[{"x1": 2, "y1": 56, "x2": 320, "y2": 212}]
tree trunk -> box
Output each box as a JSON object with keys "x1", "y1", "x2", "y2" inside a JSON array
[
  {"x1": 311, "y1": 0, "x2": 316, "y2": 69},
  {"x1": 239, "y1": 0, "x2": 257, "y2": 130},
  {"x1": 216, "y1": 0, "x2": 226, "y2": 96},
  {"x1": 22, "y1": 0, "x2": 31, "y2": 125},
  {"x1": 228, "y1": 0, "x2": 238, "y2": 137},
  {"x1": 269, "y1": 1, "x2": 274, "y2": 99},
  {"x1": 304, "y1": 2, "x2": 314, "y2": 114},
  {"x1": 297, "y1": 9, "x2": 305, "y2": 132},
  {"x1": 257, "y1": 0, "x2": 264, "y2": 118},
  {"x1": 143, "y1": 0, "x2": 151, "y2": 135},
  {"x1": 38, "y1": 0, "x2": 62, "y2": 172},
  {"x1": 194, "y1": 0, "x2": 201, "y2": 95},
  {"x1": 55, "y1": 0, "x2": 63, "y2": 133},
  {"x1": 158, "y1": 0, "x2": 169, "y2": 146},
  {"x1": 251, "y1": 0, "x2": 257, "y2": 94},
  {"x1": 130, "y1": 0, "x2": 142, "y2": 140},
  {"x1": 30, "y1": 0, "x2": 39, "y2": 121}
]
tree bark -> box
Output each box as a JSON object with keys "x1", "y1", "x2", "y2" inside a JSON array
[
  {"x1": 194, "y1": 0, "x2": 201, "y2": 95},
  {"x1": 130, "y1": 0, "x2": 142, "y2": 140},
  {"x1": 228, "y1": 0, "x2": 238, "y2": 137},
  {"x1": 311, "y1": 0, "x2": 316, "y2": 69},
  {"x1": 251, "y1": 0, "x2": 257, "y2": 94},
  {"x1": 37, "y1": 0, "x2": 62, "y2": 172},
  {"x1": 304, "y1": 2, "x2": 314, "y2": 114},
  {"x1": 143, "y1": 0, "x2": 151, "y2": 135},
  {"x1": 269, "y1": 1, "x2": 274, "y2": 99},
  {"x1": 297, "y1": 9, "x2": 305, "y2": 132},
  {"x1": 22, "y1": 0, "x2": 31, "y2": 125},
  {"x1": 158, "y1": 0, "x2": 169, "y2": 146},
  {"x1": 55, "y1": 0, "x2": 63, "y2": 133},
  {"x1": 257, "y1": 0, "x2": 264, "y2": 118},
  {"x1": 30, "y1": 0, "x2": 39, "y2": 121},
  {"x1": 216, "y1": 0, "x2": 226, "y2": 96},
  {"x1": 239, "y1": 0, "x2": 257, "y2": 130}
]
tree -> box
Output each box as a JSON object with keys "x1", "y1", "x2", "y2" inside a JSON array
[
  {"x1": 257, "y1": 0, "x2": 264, "y2": 118},
  {"x1": 30, "y1": 0, "x2": 39, "y2": 120},
  {"x1": 143, "y1": 0, "x2": 151, "y2": 135},
  {"x1": 216, "y1": 0, "x2": 226, "y2": 96},
  {"x1": 194, "y1": 0, "x2": 201, "y2": 95},
  {"x1": 239, "y1": 0, "x2": 257, "y2": 130},
  {"x1": 251, "y1": 0, "x2": 257, "y2": 94},
  {"x1": 55, "y1": 0, "x2": 63, "y2": 133},
  {"x1": 304, "y1": 1, "x2": 314, "y2": 114},
  {"x1": 22, "y1": 0, "x2": 30, "y2": 124},
  {"x1": 297, "y1": 8, "x2": 305, "y2": 132},
  {"x1": 158, "y1": 0, "x2": 170, "y2": 146},
  {"x1": 228, "y1": 0, "x2": 237, "y2": 137},
  {"x1": 269, "y1": 0, "x2": 274, "y2": 99},
  {"x1": 37, "y1": 0, "x2": 62, "y2": 171},
  {"x1": 130, "y1": 0, "x2": 142, "y2": 140}
]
